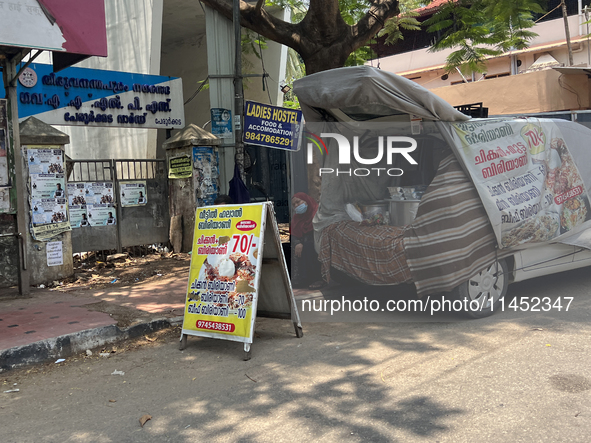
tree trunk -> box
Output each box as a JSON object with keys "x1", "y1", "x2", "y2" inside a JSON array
[{"x1": 302, "y1": 46, "x2": 352, "y2": 75}]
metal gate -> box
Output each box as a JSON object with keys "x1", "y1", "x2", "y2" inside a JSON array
[{"x1": 67, "y1": 159, "x2": 169, "y2": 254}]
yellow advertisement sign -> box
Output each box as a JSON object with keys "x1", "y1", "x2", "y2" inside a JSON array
[
  {"x1": 181, "y1": 203, "x2": 266, "y2": 343},
  {"x1": 168, "y1": 155, "x2": 192, "y2": 179}
]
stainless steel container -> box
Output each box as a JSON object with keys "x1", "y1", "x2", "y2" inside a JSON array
[
  {"x1": 359, "y1": 201, "x2": 389, "y2": 219},
  {"x1": 388, "y1": 199, "x2": 420, "y2": 226}
]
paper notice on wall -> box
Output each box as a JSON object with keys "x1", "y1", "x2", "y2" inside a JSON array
[
  {"x1": 119, "y1": 181, "x2": 147, "y2": 207},
  {"x1": 46, "y1": 241, "x2": 63, "y2": 267}
]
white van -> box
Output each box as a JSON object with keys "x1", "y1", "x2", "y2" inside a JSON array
[{"x1": 293, "y1": 66, "x2": 591, "y2": 318}]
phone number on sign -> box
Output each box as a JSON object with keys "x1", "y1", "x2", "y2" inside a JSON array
[
  {"x1": 244, "y1": 131, "x2": 292, "y2": 146},
  {"x1": 196, "y1": 321, "x2": 236, "y2": 332}
]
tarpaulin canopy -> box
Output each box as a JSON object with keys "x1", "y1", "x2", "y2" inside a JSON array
[{"x1": 294, "y1": 65, "x2": 469, "y2": 123}]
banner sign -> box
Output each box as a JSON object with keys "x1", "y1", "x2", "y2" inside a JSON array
[
  {"x1": 453, "y1": 118, "x2": 591, "y2": 249},
  {"x1": 168, "y1": 155, "x2": 192, "y2": 179},
  {"x1": 0, "y1": 63, "x2": 184, "y2": 129},
  {"x1": 182, "y1": 203, "x2": 266, "y2": 344},
  {"x1": 27, "y1": 146, "x2": 71, "y2": 240},
  {"x1": 243, "y1": 100, "x2": 303, "y2": 151}
]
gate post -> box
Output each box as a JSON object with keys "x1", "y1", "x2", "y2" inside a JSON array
[{"x1": 113, "y1": 159, "x2": 123, "y2": 253}]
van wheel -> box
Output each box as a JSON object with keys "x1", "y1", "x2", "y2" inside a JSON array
[{"x1": 452, "y1": 259, "x2": 508, "y2": 318}]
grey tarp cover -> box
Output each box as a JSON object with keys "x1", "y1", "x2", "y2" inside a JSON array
[
  {"x1": 294, "y1": 65, "x2": 469, "y2": 123},
  {"x1": 293, "y1": 65, "x2": 469, "y2": 232}
]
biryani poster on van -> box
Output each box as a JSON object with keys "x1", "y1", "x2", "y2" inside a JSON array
[{"x1": 451, "y1": 118, "x2": 591, "y2": 249}]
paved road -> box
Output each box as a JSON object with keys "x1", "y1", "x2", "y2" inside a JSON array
[{"x1": 2, "y1": 267, "x2": 591, "y2": 442}]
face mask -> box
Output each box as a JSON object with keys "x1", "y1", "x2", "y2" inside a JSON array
[{"x1": 295, "y1": 203, "x2": 308, "y2": 214}]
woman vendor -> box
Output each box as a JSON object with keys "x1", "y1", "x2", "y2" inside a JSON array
[{"x1": 291, "y1": 192, "x2": 324, "y2": 289}]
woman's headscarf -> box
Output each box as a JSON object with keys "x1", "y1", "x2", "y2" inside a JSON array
[{"x1": 291, "y1": 192, "x2": 319, "y2": 238}]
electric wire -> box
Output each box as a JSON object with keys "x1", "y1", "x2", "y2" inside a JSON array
[{"x1": 257, "y1": 33, "x2": 273, "y2": 105}]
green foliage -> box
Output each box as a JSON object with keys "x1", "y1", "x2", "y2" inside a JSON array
[
  {"x1": 241, "y1": 28, "x2": 268, "y2": 78},
  {"x1": 282, "y1": 48, "x2": 304, "y2": 109},
  {"x1": 380, "y1": 10, "x2": 421, "y2": 46},
  {"x1": 424, "y1": 0, "x2": 545, "y2": 73},
  {"x1": 264, "y1": 0, "x2": 546, "y2": 76}
]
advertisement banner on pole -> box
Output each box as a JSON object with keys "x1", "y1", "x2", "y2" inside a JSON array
[
  {"x1": 181, "y1": 203, "x2": 265, "y2": 343},
  {"x1": 243, "y1": 100, "x2": 303, "y2": 151}
]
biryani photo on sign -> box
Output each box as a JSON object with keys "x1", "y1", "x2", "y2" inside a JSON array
[
  {"x1": 547, "y1": 138, "x2": 590, "y2": 234},
  {"x1": 194, "y1": 235, "x2": 259, "y2": 312}
]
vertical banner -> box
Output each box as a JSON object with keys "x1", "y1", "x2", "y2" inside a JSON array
[
  {"x1": 181, "y1": 203, "x2": 266, "y2": 344},
  {"x1": 27, "y1": 146, "x2": 71, "y2": 240},
  {"x1": 452, "y1": 119, "x2": 591, "y2": 248}
]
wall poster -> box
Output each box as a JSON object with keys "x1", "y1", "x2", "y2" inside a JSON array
[{"x1": 27, "y1": 146, "x2": 71, "y2": 240}]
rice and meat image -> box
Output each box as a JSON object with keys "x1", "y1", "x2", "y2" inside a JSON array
[
  {"x1": 502, "y1": 213, "x2": 560, "y2": 248},
  {"x1": 547, "y1": 138, "x2": 584, "y2": 195},
  {"x1": 561, "y1": 197, "x2": 588, "y2": 231},
  {"x1": 199, "y1": 252, "x2": 257, "y2": 311}
]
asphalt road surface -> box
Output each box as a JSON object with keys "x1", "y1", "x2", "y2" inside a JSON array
[{"x1": 2, "y1": 267, "x2": 591, "y2": 442}]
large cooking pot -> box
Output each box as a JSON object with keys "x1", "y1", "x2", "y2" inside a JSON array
[{"x1": 388, "y1": 199, "x2": 420, "y2": 226}]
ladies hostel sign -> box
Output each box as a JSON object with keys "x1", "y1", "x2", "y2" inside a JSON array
[{"x1": 1, "y1": 63, "x2": 184, "y2": 129}]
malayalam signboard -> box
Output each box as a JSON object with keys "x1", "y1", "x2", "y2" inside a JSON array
[
  {"x1": 168, "y1": 155, "x2": 192, "y2": 179},
  {"x1": 181, "y1": 204, "x2": 266, "y2": 344},
  {"x1": 243, "y1": 101, "x2": 303, "y2": 151},
  {"x1": 0, "y1": 63, "x2": 184, "y2": 129},
  {"x1": 452, "y1": 118, "x2": 591, "y2": 249}
]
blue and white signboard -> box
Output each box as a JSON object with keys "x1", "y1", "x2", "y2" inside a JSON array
[
  {"x1": 0, "y1": 63, "x2": 184, "y2": 129},
  {"x1": 243, "y1": 100, "x2": 303, "y2": 151}
]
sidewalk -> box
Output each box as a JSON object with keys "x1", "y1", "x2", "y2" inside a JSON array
[{"x1": 0, "y1": 274, "x2": 189, "y2": 372}]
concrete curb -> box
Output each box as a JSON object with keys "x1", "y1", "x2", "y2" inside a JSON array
[{"x1": 0, "y1": 316, "x2": 184, "y2": 372}]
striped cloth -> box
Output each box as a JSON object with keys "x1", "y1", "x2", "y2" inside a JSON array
[
  {"x1": 403, "y1": 154, "x2": 498, "y2": 296},
  {"x1": 318, "y1": 221, "x2": 412, "y2": 285}
]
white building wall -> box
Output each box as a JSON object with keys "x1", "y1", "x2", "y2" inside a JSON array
[
  {"x1": 380, "y1": 15, "x2": 586, "y2": 90},
  {"x1": 53, "y1": 0, "x2": 164, "y2": 160}
]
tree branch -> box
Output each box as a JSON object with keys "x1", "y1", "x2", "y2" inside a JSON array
[
  {"x1": 349, "y1": 0, "x2": 400, "y2": 51},
  {"x1": 254, "y1": 0, "x2": 264, "y2": 14},
  {"x1": 199, "y1": 0, "x2": 302, "y2": 53}
]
